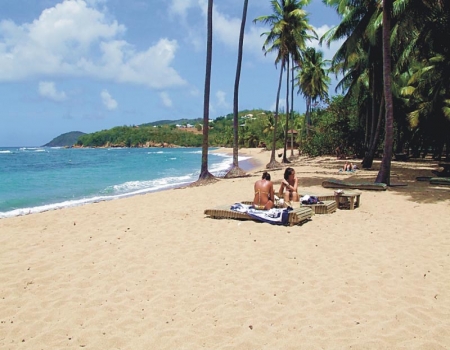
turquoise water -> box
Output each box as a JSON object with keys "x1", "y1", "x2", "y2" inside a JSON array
[{"x1": 0, "y1": 147, "x2": 251, "y2": 218}]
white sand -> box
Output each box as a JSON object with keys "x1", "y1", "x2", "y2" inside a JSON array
[{"x1": 1, "y1": 148, "x2": 449, "y2": 349}]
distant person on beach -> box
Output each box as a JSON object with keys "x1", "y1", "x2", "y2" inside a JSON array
[
  {"x1": 279, "y1": 167, "x2": 299, "y2": 203},
  {"x1": 335, "y1": 145, "x2": 345, "y2": 159},
  {"x1": 340, "y1": 161, "x2": 356, "y2": 172},
  {"x1": 253, "y1": 171, "x2": 275, "y2": 210}
]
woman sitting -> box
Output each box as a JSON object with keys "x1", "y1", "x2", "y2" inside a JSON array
[
  {"x1": 279, "y1": 167, "x2": 299, "y2": 203},
  {"x1": 253, "y1": 171, "x2": 275, "y2": 210},
  {"x1": 341, "y1": 161, "x2": 356, "y2": 172}
]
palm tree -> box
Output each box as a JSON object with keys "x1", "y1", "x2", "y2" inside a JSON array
[
  {"x1": 297, "y1": 47, "x2": 330, "y2": 134},
  {"x1": 198, "y1": 0, "x2": 216, "y2": 182},
  {"x1": 375, "y1": 0, "x2": 394, "y2": 185},
  {"x1": 399, "y1": 0, "x2": 450, "y2": 159},
  {"x1": 225, "y1": 0, "x2": 248, "y2": 178},
  {"x1": 254, "y1": 0, "x2": 315, "y2": 168},
  {"x1": 321, "y1": 0, "x2": 385, "y2": 168},
  {"x1": 282, "y1": 6, "x2": 316, "y2": 163}
]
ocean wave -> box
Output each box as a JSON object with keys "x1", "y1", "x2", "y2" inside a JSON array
[
  {"x1": 110, "y1": 174, "x2": 194, "y2": 194},
  {"x1": 0, "y1": 147, "x2": 254, "y2": 219},
  {"x1": 19, "y1": 147, "x2": 46, "y2": 152},
  {"x1": 0, "y1": 177, "x2": 195, "y2": 219},
  {"x1": 0, "y1": 197, "x2": 109, "y2": 219}
]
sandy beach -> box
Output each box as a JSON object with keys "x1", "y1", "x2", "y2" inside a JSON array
[{"x1": 1, "y1": 148, "x2": 449, "y2": 349}]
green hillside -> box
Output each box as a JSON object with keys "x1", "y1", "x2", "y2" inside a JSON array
[{"x1": 43, "y1": 131, "x2": 86, "y2": 147}]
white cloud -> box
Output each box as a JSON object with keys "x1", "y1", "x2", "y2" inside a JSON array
[
  {"x1": 169, "y1": 0, "x2": 195, "y2": 19},
  {"x1": 38, "y1": 81, "x2": 67, "y2": 101},
  {"x1": 85, "y1": 0, "x2": 107, "y2": 6},
  {"x1": 311, "y1": 24, "x2": 342, "y2": 61},
  {"x1": 168, "y1": 0, "x2": 271, "y2": 61},
  {"x1": 159, "y1": 92, "x2": 173, "y2": 107},
  {"x1": 0, "y1": 0, "x2": 186, "y2": 89},
  {"x1": 212, "y1": 9, "x2": 241, "y2": 49},
  {"x1": 215, "y1": 90, "x2": 229, "y2": 108},
  {"x1": 101, "y1": 89, "x2": 118, "y2": 110}
]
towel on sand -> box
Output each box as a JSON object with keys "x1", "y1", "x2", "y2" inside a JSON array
[{"x1": 230, "y1": 203, "x2": 291, "y2": 225}]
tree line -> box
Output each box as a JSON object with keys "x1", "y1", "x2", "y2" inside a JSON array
[
  {"x1": 198, "y1": 0, "x2": 449, "y2": 185},
  {"x1": 74, "y1": 100, "x2": 363, "y2": 158}
]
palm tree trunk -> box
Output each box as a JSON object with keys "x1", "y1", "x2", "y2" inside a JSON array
[
  {"x1": 306, "y1": 97, "x2": 311, "y2": 136},
  {"x1": 369, "y1": 68, "x2": 377, "y2": 149},
  {"x1": 282, "y1": 55, "x2": 290, "y2": 163},
  {"x1": 199, "y1": 0, "x2": 215, "y2": 180},
  {"x1": 290, "y1": 56, "x2": 295, "y2": 158},
  {"x1": 376, "y1": 0, "x2": 394, "y2": 185},
  {"x1": 225, "y1": 0, "x2": 248, "y2": 178},
  {"x1": 364, "y1": 103, "x2": 369, "y2": 148},
  {"x1": 363, "y1": 93, "x2": 384, "y2": 168}
]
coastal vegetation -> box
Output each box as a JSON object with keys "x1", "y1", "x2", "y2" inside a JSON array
[
  {"x1": 73, "y1": 101, "x2": 361, "y2": 154},
  {"x1": 43, "y1": 131, "x2": 86, "y2": 147}
]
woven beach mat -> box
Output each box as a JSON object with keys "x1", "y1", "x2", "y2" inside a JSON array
[
  {"x1": 430, "y1": 177, "x2": 450, "y2": 185},
  {"x1": 204, "y1": 204, "x2": 313, "y2": 226},
  {"x1": 322, "y1": 178, "x2": 387, "y2": 191}
]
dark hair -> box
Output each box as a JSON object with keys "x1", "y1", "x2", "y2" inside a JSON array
[
  {"x1": 284, "y1": 167, "x2": 295, "y2": 180},
  {"x1": 262, "y1": 171, "x2": 271, "y2": 181}
]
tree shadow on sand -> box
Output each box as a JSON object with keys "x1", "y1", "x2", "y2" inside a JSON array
[{"x1": 294, "y1": 157, "x2": 450, "y2": 205}]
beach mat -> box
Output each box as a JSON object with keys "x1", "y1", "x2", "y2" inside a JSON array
[
  {"x1": 322, "y1": 178, "x2": 387, "y2": 191},
  {"x1": 416, "y1": 176, "x2": 432, "y2": 182},
  {"x1": 430, "y1": 177, "x2": 450, "y2": 185}
]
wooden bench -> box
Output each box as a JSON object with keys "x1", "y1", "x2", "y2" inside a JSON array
[
  {"x1": 438, "y1": 162, "x2": 450, "y2": 176},
  {"x1": 334, "y1": 191, "x2": 361, "y2": 210},
  {"x1": 301, "y1": 200, "x2": 337, "y2": 214}
]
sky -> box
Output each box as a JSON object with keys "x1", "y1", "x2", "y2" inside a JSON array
[{"x1": 0, "y1": 0, "x2": 342, "y2": 147}]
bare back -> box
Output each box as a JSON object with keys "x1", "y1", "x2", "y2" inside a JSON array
[{"x1": 253, "y1": 179, "x2": 274, "y2": 210}]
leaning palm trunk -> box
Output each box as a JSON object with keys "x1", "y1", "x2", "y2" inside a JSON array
[
  {"x1": 224, "y1": 0, "x2": 248, "y2": 178},
  {"x1": 282, "y1": 56, "x2": 291, "y2": 163},
  {"x1": 267, "y1": 58, "x2": 284, "y2": 169},
  {"x1": 198, "y1": 0, "x2": 215, "y2": 181},
  {"x1": 376, "y1": 0, "x2": 394, "y2": 185}
]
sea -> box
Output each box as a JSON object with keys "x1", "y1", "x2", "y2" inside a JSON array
[{"x1": 0, "y1": 147, "x2": 253, "y2": 219}]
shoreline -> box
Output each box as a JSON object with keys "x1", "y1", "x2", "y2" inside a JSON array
[
  {"x1": 1, "y1": 147, "x2": 260, "y2": 219},
  {"x1": 211, "y1": 147, "x2": 267, "y2": 173},
  {"x1": 1, "y1": 152, "x2": 449, "y2": 349}
]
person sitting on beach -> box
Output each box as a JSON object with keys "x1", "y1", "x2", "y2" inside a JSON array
[
  {"x1": 279, "y1": 167, "x2": 299, "y2": 203},
  {"x1": 340, "y1": 161, "x2": 356, "y2": 172},
  {"x1": 253, "y1": 171, "x2": 275, "y2": 210}
]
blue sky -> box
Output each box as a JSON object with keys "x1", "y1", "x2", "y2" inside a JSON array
[{"x1": 0, "y1": 0, "x2": 342, "y2": 147}]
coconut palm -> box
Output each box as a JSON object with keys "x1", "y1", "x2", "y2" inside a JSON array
[
  {"x1": 254, "y1": 0, "x2": 315, "y2": 168},
  {"x1": 375, "y1": 0, "x2": 394, "y2": 184},
  {"x1": 297, "y1": 47, "x2": 331, "y2": 135},
  {"x1": 321, "y1": 0, "x2": 385, "y2": 168},
  {"x1": 398, "y1": 0, "x2": 450, "y2": 159}
]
